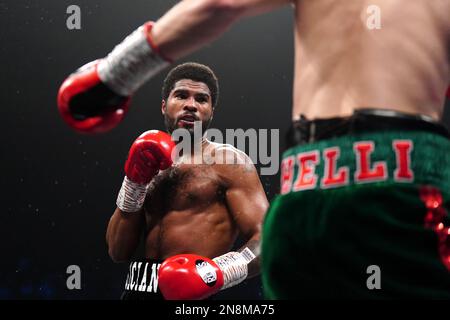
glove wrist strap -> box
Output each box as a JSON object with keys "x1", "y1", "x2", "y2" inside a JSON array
[
  {"x1": 213, "y1": 248, "x2": 256, "y2": 290},
  {"x1": 116, "y1": 176, "x2": 149, "y2": 213},
  {"x1": 98, "y1": 21, "x2": 170, "y2": 96}
]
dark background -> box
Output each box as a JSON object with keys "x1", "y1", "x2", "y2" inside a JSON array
[{"x1": 0, "y1": 0, "x2": 449, "y2": 300}]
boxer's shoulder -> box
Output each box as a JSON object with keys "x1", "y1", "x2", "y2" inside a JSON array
[
  {"x1": 207, "y1": 142, "x2": 256, "y2": 183},
  {"x1": 207, "y1": 142, "x2": 252, "y2": 165}
]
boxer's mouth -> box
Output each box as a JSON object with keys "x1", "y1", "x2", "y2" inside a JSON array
[{"x1": 178, "y1": 114, "x2": 198, "y2": 125}]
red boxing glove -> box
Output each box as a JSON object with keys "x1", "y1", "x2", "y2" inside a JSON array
[
  {"x1": 159, "y1": 250, "x2": 255, "y2": 300},
  {"x1": 125, "y1": 130, "x2": 175, "y2": 184},
  {"x1": 57, "y1": 60, "x2": 131, "y2": 134},
  {"x1": 57, "y1": 22, "x2": 170, "y2": 134},
  {"x1": 116, "y1": 130, "x2": 175, "y2": 213},
  {"x1": 158, "y1": 254, "x2": 225, "y2": 300}
]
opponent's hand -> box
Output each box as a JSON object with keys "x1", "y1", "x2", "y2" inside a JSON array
[
  {"x1": 159, "y1": 251, "x2": 252, "y2": 300},
  {"x1": 57, "y1": 60, "x2": 131, "y2": 134},
  {"x1": 116, "y1": 130, "x2": 175, "y2": 213},
  {"x1": 57, "y1": 22, "x2": 170, "y2": 134}
]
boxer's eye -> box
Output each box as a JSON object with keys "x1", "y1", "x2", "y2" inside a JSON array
[
  {"x1": 196, "y1": 95, "x2": 208, "y2": 103},
  {"x1": 175, "y1": 93, "x2": 187, "y2": 100}
]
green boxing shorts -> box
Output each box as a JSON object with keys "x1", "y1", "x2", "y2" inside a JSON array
[{"x1": 262, "y1": 111, "x2": 450, "y2": 299}]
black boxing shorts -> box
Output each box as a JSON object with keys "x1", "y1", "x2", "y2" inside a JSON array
[{"x1": 120, "y1": 259, "x2": 164, "y2": 300}]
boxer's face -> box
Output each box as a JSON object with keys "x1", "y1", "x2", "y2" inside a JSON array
[{"x1": 162, "y1": 79, "x2": 214, "y2": 135}]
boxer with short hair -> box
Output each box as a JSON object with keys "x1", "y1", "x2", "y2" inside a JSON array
[
  {"x1": 106, "y1": 62, "x2": 269, "y2": 300},
  {"x1": 61, "y1": 0, "x2": 450, "y2": 298}
]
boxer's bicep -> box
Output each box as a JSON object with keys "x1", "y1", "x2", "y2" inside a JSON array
[
  {"x1": 225, "y1": 164, "x2": 269, "y2": 240},
  {"x1": 224, "y1": 164, "x2": 268, "y2": 277}
]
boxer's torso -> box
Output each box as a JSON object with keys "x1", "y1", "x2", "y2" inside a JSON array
[
  {"x1": 292, "y1": 0, "x2": 449, "y2": 120},
  {"x1": 142, "y1": 142, "x2": 241, "y2": 260}
]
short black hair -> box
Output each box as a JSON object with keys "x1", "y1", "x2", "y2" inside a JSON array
[{"x1": 162, "y1": 62, "x2": 219, "y2": 108}]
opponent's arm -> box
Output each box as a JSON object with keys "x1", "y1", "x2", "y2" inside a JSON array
[
  {"x1": 57, "y1": 0, "x2": 292, "y2": 133},
  {"x1": 152, "y1": 0, "x2": 293, "y2": 60}
]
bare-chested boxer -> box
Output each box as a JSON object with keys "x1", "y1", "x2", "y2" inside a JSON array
[
  {"x1": 105, "y1": 62, "x2": 268, "y2": 300},
  {"x1": 59, "y1": 0, "x2": 450, "y2": 298}
]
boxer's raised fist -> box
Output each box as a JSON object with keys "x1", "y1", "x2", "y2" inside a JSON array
[
  {"x1": 116, "y1": 130, "x2": 174, "y2": 213},
  {"x1": 125, "y1": 130, "x2": 175, "y2": 185}
]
